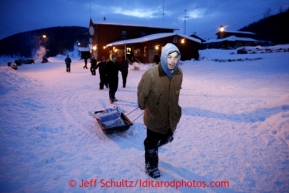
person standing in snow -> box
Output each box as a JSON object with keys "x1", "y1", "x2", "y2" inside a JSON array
[
  {"x1": 95, "y1": 56, "x2": 108, "y2": 90},
  {"x1": 137, "y1": 43, "x2": 183, "y2": 178},
  {"x1": 90, "y1": 56, "x2": 96, "y2": 75},
  {"x1": 105, "y1": 53, "x2": 121, "y2": 103},
  {"x1": 83, "y1": 55, "x2": 88, "y2": 69},
  {"x1": 152, "y1": 54, "x2": 160, "y2": 66},
  {"x1": 120, "y1": 56, "x2": 129, "y2": 88},
  {"x1": 65, "y1": 55, "x2": 71, "y2": 72}
]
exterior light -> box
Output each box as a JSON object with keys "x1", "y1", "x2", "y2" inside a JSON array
[
  {"x1": 42, "y1": 35, "x2": 46, "y2": 38},
  {"x1": 181, "y1": 39, "x2": 185, "y2": 44},
  {"x1": 103, "y1": 46, "x2": 106, "y2": 49},
  {"x1": 155, "y1": 45, "x2": 159, "y2": 50},
  {"x1": 92, "y1": 45, "x2": 97, "y2": 50},
  {"x1": 219, "y1": 25, "x2": 225, "y2": 32}
]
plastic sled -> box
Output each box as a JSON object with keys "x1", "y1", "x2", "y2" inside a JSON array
[{"x1": 94, "y1": 110, "x2": 133, "y2": 134}]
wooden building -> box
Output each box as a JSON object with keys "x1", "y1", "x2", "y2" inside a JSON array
[
  {"x1": 88, "y1": 19, "x2": 202, "y2": 62},
  {"x1": 77, "y1": 47, "x2": 90, "y2": 59},
  {"x1": 205, "y1": 28, "x2": 257, "y2": 49},
  {"x1": 106, "y1": 33, "x2": 202, "y2": 62}
]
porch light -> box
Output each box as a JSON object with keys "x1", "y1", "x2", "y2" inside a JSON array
[
  {"x1": 42, "y1": 35, "x2": 46, "y2": 38},
  {"x1": 181, "y1": 39, "x2": 185, "y2": 44},
  {"x1": 155, "y1": 45, "x2": 159, "y2": 50},
  {"x1": 92, "y1": 45, "x2": 97, "y2": 50},
  {"x1": 103, "y1": 46, "x2": 106, "y2": 49}
]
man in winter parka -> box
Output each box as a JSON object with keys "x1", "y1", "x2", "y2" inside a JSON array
[
  {"x1": 137, "y1": 43, "x2": 183, "y2": 178},
  {"x1": 105, "y1": 54, "x2": 121, "y2": 103},
  {"x1": 95, "y1": 56, "x2": 108, "y2": 90}
]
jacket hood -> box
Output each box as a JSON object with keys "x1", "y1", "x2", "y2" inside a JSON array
[{"x1": 160, "y1": 43, "x2": 181, "y2": 80}]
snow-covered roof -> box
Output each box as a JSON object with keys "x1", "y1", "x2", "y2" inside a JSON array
[
  {"x1": 78, "y1": 47, "x2": 89, "y2": 52},
  {"x1": 216, "y1": 30, "x2": 255, "y2": 35},
  {"x1": 106, "y1": 33, "x2": 202, "y2": 47},
  {"x1": 204, "y1": 36, "x2": 257, "y2": 44},
  {"x1": 91, "y1": 21, "x2": 178, "y2": 30}
]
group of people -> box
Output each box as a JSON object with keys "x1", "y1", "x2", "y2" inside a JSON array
[
  {"x1": 89, "y1": 54, "x2": 129, "y2": 103},
  {"x1": 65, "y1": 54, "x2": 129, "y2": 104},
  {"x1": 65, "y1": 43, "x2": 183, "y2": 180}
]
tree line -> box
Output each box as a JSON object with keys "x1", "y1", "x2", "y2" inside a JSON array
[
  {"x1": 0, "y1": 26, "x2": 89, "y2": 58},
  {"x1": 239, "y1": 7, "x2": 289, "y2": 44}
]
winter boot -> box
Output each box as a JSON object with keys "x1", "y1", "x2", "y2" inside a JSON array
[{"x1": 145, "y1": 149, "x2": 160, "y2": 178}]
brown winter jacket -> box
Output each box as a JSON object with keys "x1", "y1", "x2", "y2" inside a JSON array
[{"x1": 137, "y1": 64, "x2": 183, "y2": 134}]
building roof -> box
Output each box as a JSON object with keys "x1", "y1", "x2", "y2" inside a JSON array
[
  {"x1": 90, "y1": 19, "x2": 178, "y2": 30},
  {"x1": 78, "y1": 47, "x2": 89, "y2": 52},
  {"x1": 190, "y1": 34, "x2": 206, "y2": 42},
  {"x1": 204, "y1": 36, "x2": 257, "y2": 44},
  {"x1": 106, "y1": 33, "x2": 202, "y2": 47},
  {"x1": 216, "y1": 30, "x2": 255, "y2": 35}
]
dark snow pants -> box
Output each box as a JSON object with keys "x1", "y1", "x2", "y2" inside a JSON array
[
  {"x1": 144, "y1": 128, "x2": 173, "y2": 150},
  {"x1": 66, "y1": 64, "x2": 71, "y2": 72},
  {"x1": 99, "y1": 73, "x2": 108, "y2": 89},
  {"x1": 144, "y1": 128, "x2": 174, "y2": 167},
  {"x1": 121, "y1": 71, "x2": 128, "y2": 87},
  {"x1": 108, "y1": 78, "x2": 118, "y2": 101},
  {"x1": 90, "y1": 66, "x2": 96, "y2": 75}
]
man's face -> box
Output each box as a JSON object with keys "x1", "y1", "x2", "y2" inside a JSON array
[
  {"x1": 167, "y1": 51, "x2": 178, "y2": 70},
  {"x1": 112, "y1": 56, "x2": 116, "y2": 62}
]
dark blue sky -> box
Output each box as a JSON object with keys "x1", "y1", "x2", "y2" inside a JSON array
[{"x1": 0, "y1": 0, "x2": 288, "y2": 40}]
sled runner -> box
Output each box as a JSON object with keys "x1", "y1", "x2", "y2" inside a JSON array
[{"x1": 94, "y1": 110, "x2": 133, "y2": 134}]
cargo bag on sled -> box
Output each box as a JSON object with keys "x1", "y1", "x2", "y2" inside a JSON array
[{"x1": 94, "y1": 106, "x2": 132, "y2": 134}]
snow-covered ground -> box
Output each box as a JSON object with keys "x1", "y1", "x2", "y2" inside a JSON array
[{"x1": 0, "y1": 46, "x2": 289, "y2": 193}]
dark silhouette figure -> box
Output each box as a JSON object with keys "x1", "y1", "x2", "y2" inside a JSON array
[
  {"x1": 105, "y1": 54, "x2": 121, "y2": 103},
  {"x1": 95, "y1": 56, "x2": 108, "y2": 90},
  {"x1": 120, "y1": 56, "x2": 129, "y2": 88},
  {"x1": 152, "y1": 55, "x2": 160, "y2": 66},
  {"x1": 90, "y1": 56, "x2": 96, "y2": 75},
  {"x1": 83, "y1": 55, "x2": 88, "y2": 69},
  {"x1": 65, "y1": 55, "x2": 71, "y2": 72}
]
